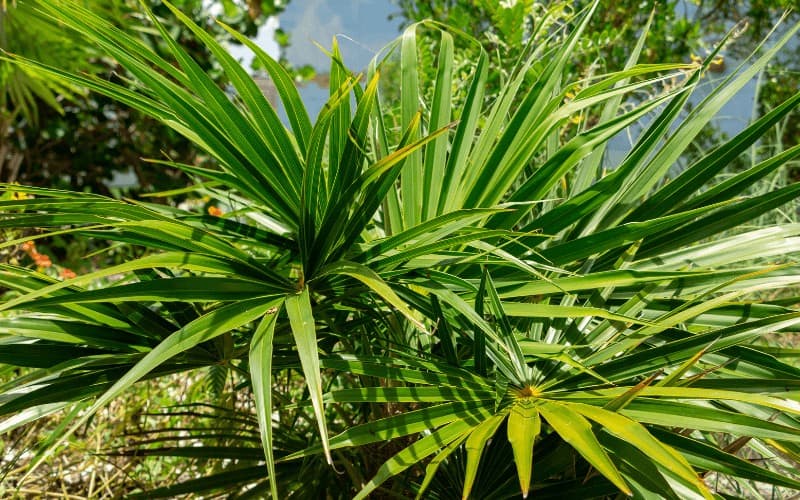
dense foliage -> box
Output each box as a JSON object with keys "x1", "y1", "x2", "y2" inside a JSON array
[
  {"x1": 1, "y1": 0, "x2": 285, "y2": 193},
  {"x1": 1, "y1": 0, "x2": 289, "y2": 275},
  {"x1": 2, "y1": 0, "x2": 800, "y2": 498},
  {"x1": 398, "y1": 0, "x2": 800, "y2": 173}
]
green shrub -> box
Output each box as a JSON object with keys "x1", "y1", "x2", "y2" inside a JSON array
[{"x1": 2, "y1": 1, "x2": 800, "y2": 497}]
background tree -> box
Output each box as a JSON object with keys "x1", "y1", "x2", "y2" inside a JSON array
[{"x1": 2, "y1": 0, "x2": 289, "y2": 193}]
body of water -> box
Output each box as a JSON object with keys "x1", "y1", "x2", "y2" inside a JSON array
[
  {"x1": 238, "y1": 0, "x2": 784, "y2": 145},
  {"x1": 107, "y1": 1, "x2": 793, "y2": 188},
  {"x1": 230, "y1": 0, "x2": 401, "y2": 120}
]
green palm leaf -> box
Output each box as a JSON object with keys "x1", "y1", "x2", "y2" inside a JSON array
[{"x1": 2, "y1": 0, "x2": 800, "y2": 496}]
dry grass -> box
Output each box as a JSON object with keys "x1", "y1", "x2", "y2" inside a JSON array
[{"x1": 0, "y1": 369, "x2": 244, "y2": 499}]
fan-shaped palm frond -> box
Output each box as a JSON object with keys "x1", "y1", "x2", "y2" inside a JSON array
[{"x1": 2, "y1": 0, "x2": 800, "y2": 497}]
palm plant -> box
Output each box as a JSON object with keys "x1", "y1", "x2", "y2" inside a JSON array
[{"x1": 2, "y1": 0, "x2": 800, "y2": 497}]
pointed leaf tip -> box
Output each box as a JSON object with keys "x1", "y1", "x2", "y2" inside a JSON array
[
  {"x1": 463, "y1": 414, "x2": 505, "y2": 499},
  {"x1": 507, "y1": 400, "x2": 540, "y2": 496},
  {"x1": 286, "y1": 288, "x2": 333, "y2": 465}
]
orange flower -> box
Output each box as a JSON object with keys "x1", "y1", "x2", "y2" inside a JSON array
[
  {"x1": 60, "y1": 268, "x2": 77, "y2": 279},
  {"x1": 21, "y1": 241, "x2": 36, "y2": 254},
  {"x1": 208, "y1": 206, "x2": 223, "y2": 217},
  {"x1": 33, "y1": 253, "x2": 52, "y2": 268}
]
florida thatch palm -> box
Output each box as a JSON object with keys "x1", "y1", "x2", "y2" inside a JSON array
[{"x1": 2, "y1": 1, "x2": 800, "y2": 497}]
